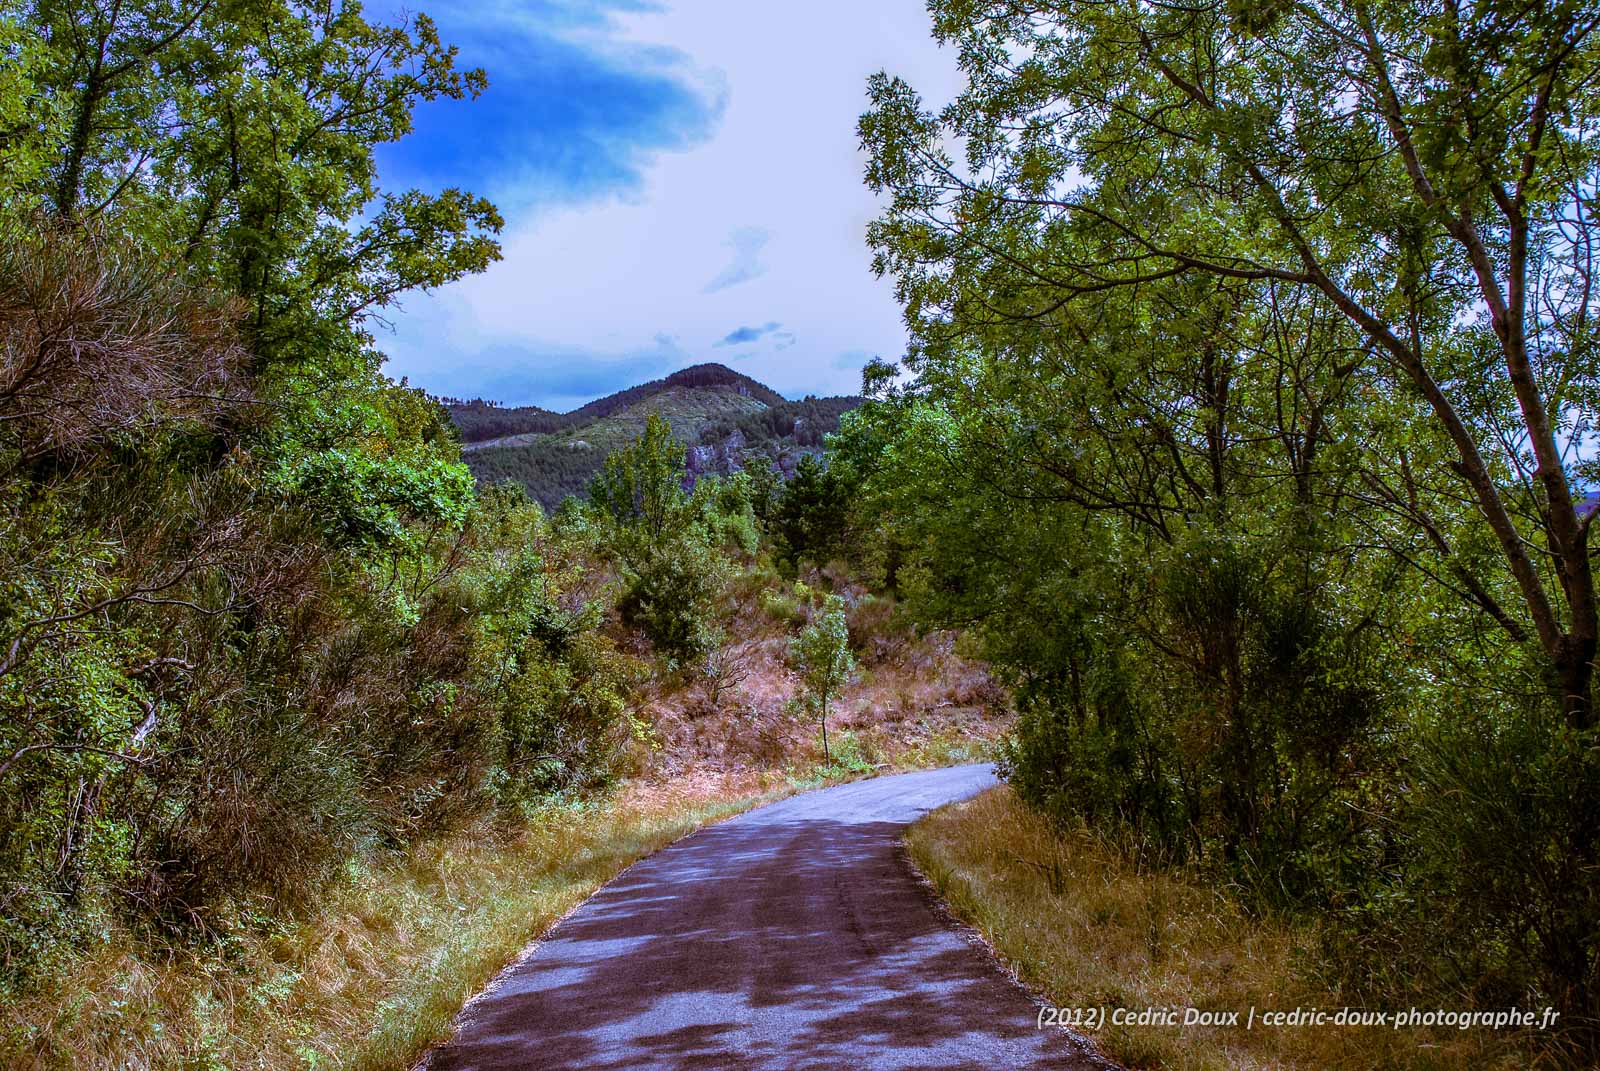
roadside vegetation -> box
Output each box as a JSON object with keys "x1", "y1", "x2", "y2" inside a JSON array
[
  {"x1": 849, "y1": 2, "x2": 1600, "y2": 1066},
  {"x1": 7, "y1": 0, "x2": 1592, "y2": 1068},
  {"x1": 908, "y1": 787, "x2": 1539, "y2": 1071}
]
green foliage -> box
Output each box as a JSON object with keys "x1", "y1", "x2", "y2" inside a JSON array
[
  {"x1": 857, "y1": 0, "x2": 1600, "y2": 1051},
  {"x1": 771, "y1": 454, "x2": 854, "y2": 569},
  {"x1": 15, "y1": 0, "x2": 502, "y2": 343},
  {"x1": 617, "y1": 536, "x2": 731, "y2": 665},
  {"x1": 0, "y1": 1, "x2": 639, "y2": 1006},
  {"x1": 698, "y1": 472, "x2": 761, "y2": 555},
  {"x1": 790, "y1": 596, "x2": 856, "y2": 762},
  {"x1": 814, "y1": 730, "x2": 874, "y2": 780},
  {"x1": 584, "y1": 414, "x2": 739, "y2": 662},
  {"x1": 589, "y1": 413, "x2": 690, "y2": 547},
  {"x1": 743, "y1": 457, "x2": 782, "y2": 526},
  {"x1": 1322, "y1": 705, "x2": 1600, "y2": 1020}
]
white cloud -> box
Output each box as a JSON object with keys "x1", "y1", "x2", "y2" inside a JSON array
[{"x1": 377, "y1": 0, "x2": 963, "y2": 407}]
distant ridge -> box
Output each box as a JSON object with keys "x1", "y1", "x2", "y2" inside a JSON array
[
  {"x1": 442, "y1": 363, "x2": 786, "y2": 445},
  {"x1": 441, "y1": 363, "x2": 860, "y2": 510}
]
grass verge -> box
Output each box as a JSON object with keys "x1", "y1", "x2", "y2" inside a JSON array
[
  {"x1": 10, "y1": 748, "x2": 996, "y2": 1071},
  {"x1": 6, "y1": 773, "x2": 797, "y2": 1071},
  {"x1": 905, "y1": 786, "x2": 1541, "y2": 1071}
]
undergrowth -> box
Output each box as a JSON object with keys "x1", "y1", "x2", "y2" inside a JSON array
[{"x1": 905, "y1": 787, "x2": 1545, "y2": 1071}]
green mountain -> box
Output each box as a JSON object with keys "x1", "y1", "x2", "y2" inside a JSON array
[{"x1": 444, "y1": 363, "x2": 860, "y2": 510}]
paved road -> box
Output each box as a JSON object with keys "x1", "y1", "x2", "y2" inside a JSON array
[{"x1": 425, "y1": 764, "x2": 1113, "y2": 1070}]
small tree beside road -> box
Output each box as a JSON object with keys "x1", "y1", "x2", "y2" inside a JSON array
[{"x1": 790, "y1": 595, "x2": 855, "y2": 762}]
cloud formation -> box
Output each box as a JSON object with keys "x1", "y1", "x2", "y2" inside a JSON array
[
  {"x1": 376, "y1": 0, "x2": 726, "y2": 209},
  {"x1": 715, "y1": 321, "x2": 782, "y2": 347},
  {"x1": 703, "y1": 226, "x2": 770, "y2": 292},
  {"x1": 375, "y1": 0, "x2": 965, "y2": 408}
]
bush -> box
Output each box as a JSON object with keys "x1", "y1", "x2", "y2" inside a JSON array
[
  {"x1": 0, "y1": 326, "x2": 637, "y2": 986},
  {"x1": 1323, "y1": 702, "x2": 1600, "y2": 1039},
  {"x1": 618, "y1": 536, "x2": 730, "y2": 664},
  {"x1": 816, "y1": 730, "x2": 875, "y2": 778}
]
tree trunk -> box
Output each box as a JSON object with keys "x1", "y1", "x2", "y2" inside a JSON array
[
  {"x1": 821, "y1": 699, "x2": 831, "y2": 763},
  {"x1": 1558, "y1": 639, "x2": 1597, "y2": 730}
]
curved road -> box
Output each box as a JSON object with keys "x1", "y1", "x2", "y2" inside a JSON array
[{"x1": 425, "y1": 764, "x2": 1113, "y2": 1070}]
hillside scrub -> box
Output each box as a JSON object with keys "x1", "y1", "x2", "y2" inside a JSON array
[
  {"x1": 0, "y1": 211, "x2": 1002, "y2": 1068},
  {"x1": 4, "y1": 777, "x2": 782, "y2": 1071}
]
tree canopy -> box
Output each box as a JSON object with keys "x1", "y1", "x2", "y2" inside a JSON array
[{"x1": 861, "y1": 0, "x2": 1600, "y2": 722}]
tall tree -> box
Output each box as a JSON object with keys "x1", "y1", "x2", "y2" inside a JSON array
[
  {"x1": 861, "y1": 0, "x2": 1600, "y2": 723},
  {"x1": 23, "y1": 0, "x2": 501, "y2": 370}
]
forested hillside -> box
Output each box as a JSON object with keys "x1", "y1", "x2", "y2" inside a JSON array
[
  {"x1": 448, "y1": 364, "x2": 861, "y2": 510},
  {"x1": 444, "y1": 363, "x2": 788, "y2": 446}
]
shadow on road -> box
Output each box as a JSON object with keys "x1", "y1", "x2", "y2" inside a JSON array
[{"x1": 426, "y1": 767, "x2": 1113, "y2": 1071}]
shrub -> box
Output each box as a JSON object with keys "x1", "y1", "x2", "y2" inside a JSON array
[
  {"x1": 1323, "y1": 701, "x2": 1600, "y2": 1041},
  {"x1": 618, "y1": 536, "x2": 730, "y2": 664}
]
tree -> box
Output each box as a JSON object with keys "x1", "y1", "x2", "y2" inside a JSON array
[
  {"x1": 861, "y1": 0, "x2": 1600, "y2": 725},
  {"x1": 0, "y1": 0, "x2": 520, "y2": 987},
  {"x1": 15, "y1": 0, "x2": 501, "y2": 376},
  {"x1": 589, "y1": 413, "x2": 690, "y2": 549},
  {"x1": 743, "y1": 455, "x2": 782, "y2": 526},
  {"x1": 772, "y1": 454, "x2": 853, "y2": 568},
  {"x1": 790, "y1": 595, "x2": 855, "y2": 762},
  {"x1": 588, "y1": 415, "x2": 729, "y2": 661},
  {"x1": 857, "y1": 0, "x2": 1600, "y2": 1040}
]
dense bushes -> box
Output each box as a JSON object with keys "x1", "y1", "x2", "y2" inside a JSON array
[
  {"x1": 586, "y1": 413, "x2": 753, "y2": 664},
  {"x1": 834, "y1": 245, "x2": 1598, "y2": 1057},
  {"x1": 0, "y1": 0, "x2": 621, "y2": 995},
  {"x1": 1323, "y1": 704, "x2": 1600, "y2": 1026},
  {"x1": 0, "y1": 227, "x2": 636, "y2": 976}
]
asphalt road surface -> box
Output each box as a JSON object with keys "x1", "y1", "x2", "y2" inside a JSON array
[{"x1": 424, "y1": 764, "x2": 1114, "y2": 1070}]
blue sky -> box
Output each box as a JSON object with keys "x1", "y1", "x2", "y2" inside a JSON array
[{"x1": 373, "y1": 0, "x2": 960, "y2": 410}]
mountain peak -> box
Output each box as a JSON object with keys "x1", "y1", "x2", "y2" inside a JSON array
[
  {"x1": 657, "y1": 363, "x2": 787, "y2": 406},
  {"x1": 445, "y1": 363, "x2": 861, "y2": 511}
]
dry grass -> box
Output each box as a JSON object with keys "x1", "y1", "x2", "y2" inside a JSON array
[
  {"x1": 4, "y1": 773, "x2": 795, "y2": 1071},
  {"x1": 906, "y1": 787, "x2": 1545, "y2": 1071},
  {"x1": 6, "y1": 748, "x2": 998, "y2": 1071}
]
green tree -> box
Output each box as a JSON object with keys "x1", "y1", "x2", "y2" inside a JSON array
[
  {"x1": 790, "y1": 595, "x2": 855, "y2": 762},
  {"x1": 772, "y1": 454, "x2": 853, "y2": 569},
  {"x1": 0, "y1": 0, "x2": 525, "y2": 990},
  {"x1": 857, "y1": 0, "x2": 1600, "y2": 1042},
  {"x1": 24, "y1": 0, "x2": 501, "y2": 347},
  {"x1": 588, "y1": 415, "x2": 730, "y2": 662},
  {"x1": 861, "y1": 0, "x2": 1600, "y2": 724},
  {"x1": 589, "y1": 413, "x2": 691, "y2": 549},
  {"x1": 743, "y1": 456, "x2": 782, "y2": 527}
]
